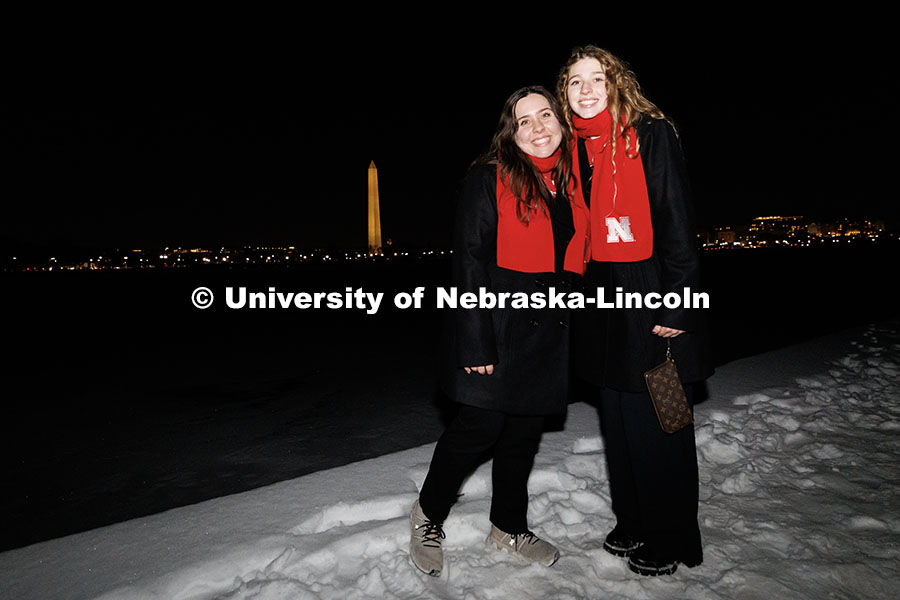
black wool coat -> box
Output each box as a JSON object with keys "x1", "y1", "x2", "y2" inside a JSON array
[
  {"x1": 572, "y1": 117, "x2": 714, "y2": 392},
  {"x1": 439, "y1": 163, "x2": 577, "y2": 416}
]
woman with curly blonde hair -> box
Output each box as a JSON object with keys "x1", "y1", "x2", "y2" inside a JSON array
[{"x1": 557, "y1": 45, "x2": 713, "y2": 577}]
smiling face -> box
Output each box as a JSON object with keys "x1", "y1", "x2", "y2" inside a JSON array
[
  {"x1": 566, "y1": 56, "x2": 609, "y2": 119},
  {"x1": 513, "y1": 93, "x2": 563, "y2": 158}
]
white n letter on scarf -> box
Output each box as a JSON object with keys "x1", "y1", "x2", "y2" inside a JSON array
[{"x1": 606, "y1": 217, "x2": 635, "y2": 243}]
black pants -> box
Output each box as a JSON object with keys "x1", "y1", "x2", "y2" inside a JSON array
[
  {"x1": 599, "y1": 385, "x2": 703, "y2": 564},
  {"x1": 419, "y1": 404, "x2": 544, "y2": 534}
]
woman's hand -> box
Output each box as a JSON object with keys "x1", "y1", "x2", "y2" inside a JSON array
[
  {"x1": 652, "y1": 325, "x2": 684, "y2": 338},
  {"x1": 464, "y1": 365, "x2": 495, "y2": 375}
]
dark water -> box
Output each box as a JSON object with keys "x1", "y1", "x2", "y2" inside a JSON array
[{"x1": 2, "y1": 244, "x2": 898, "y2": 551}]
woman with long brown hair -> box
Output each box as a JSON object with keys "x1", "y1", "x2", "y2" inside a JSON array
[
  {"x1": 408, "y1": 85, "x2": 589, "y2": 577},
  {"x1": 558, "y1": 45, "x2": 713, "y2": 576}
]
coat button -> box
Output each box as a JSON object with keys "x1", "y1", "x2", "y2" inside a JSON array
[
  {"x1": 529, "y1": 318, "x2": 540, "y2": 328},
  {"x1": 534, "y1": 279, "x2": 546, "y2": 288},
  {"x1": 559, "y1": 320, "x2": 569, "y2": 328}
]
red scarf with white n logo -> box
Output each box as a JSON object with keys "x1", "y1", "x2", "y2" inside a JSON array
[{"x1": 572, "y1": 110, "x2": 653, "y2": 262}]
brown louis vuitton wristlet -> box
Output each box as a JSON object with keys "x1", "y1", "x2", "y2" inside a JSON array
[{"x1": 644, "y1": 339, "x2": 693, "y2": 434}]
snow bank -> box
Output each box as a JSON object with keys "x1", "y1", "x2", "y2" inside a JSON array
[{"x1": 2, "y1": 322, "x2": 898, "y2": 599}]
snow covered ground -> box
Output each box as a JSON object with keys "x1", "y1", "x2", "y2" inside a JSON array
[{"x1": 2, "y1": 321, "x2": 898, "y2": 599}]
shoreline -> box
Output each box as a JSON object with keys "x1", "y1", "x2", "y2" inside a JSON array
[{"x1": 2, "y1": 247, "x2": 899, "y2": 551}]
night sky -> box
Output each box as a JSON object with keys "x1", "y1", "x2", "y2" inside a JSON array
[{"x1": 2, "y1": 17, "x2": 895, "y2": 257}]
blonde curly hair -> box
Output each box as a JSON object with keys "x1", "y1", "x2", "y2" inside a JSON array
[{"x1": 556, "y1": 45, "x2": 669, "y2": 158}]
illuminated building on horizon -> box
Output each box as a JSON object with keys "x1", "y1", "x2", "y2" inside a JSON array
[{"x1": 367, "y1": 161, "x2": 383, "y2": 255}]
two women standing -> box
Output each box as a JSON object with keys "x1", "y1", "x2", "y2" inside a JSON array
[{"x1": 409, "y1": 44, "x2": 711, "y2": 579}]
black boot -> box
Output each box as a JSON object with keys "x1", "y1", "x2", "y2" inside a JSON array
[
  {"x1": 627, "y1": 543, "x2": 700, "y2": 576},
  {"x1": 602, "y1": 526, "x2": 643, "y2": 557}
]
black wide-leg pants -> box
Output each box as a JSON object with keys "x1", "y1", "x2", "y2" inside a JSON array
[
  {"x1": 418, "y1": 404, "x2": 544, "y2": 534},
  {"x1": 599, "y1": 385, "x2": 703, "y2": 564}
]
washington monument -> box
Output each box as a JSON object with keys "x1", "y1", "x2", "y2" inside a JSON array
[{"x1": 367, "y1": 161, "x2": 383, "y2": 255}]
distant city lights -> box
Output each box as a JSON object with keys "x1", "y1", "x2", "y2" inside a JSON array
[
  {"x1": 8, "y1": 245, "x2": 453, "y2": 272},
  {"x1": 5, "y1": 215, "x2": 895, "y2": 272},
  {"x1": 699, "y1": 215, "x2": 889, "y2": 251}
]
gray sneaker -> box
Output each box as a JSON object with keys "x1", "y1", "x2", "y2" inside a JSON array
[
  {"x1": 409, "y1": 499, "x2": 445, "y2": 577},
  {"x1": 488, "y1": 524, "x2": 560, "y2": 566}
]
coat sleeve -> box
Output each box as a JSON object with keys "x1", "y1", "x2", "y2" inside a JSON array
[
  {"x1": 452, "y1": 164, "x2": 499, "y2": 366},
  {"x1": 640, "y1": 119, "x2": 702, "y2": 332}
]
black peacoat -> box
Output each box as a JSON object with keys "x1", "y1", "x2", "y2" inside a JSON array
[
  {"x1": 572, "y1": 117, "x2": 714, "y2": 392},
  {"x1": 439, "y1": 163, "x2": 578, "y2": 416}
]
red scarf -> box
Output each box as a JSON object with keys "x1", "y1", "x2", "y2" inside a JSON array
[
  {"x1": 572, "y1": 110, "x2": 652, "y2": 262},
  {"x1": 495, "y1": 149, "x2": 590, "y2": 274},
  {"x1": 530, "y1": 150, "x2": 559, "y2": 177}
]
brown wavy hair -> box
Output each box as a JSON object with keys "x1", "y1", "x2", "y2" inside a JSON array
[
  {"x1": 556, "y1": 45, "x2": 669, "y2": 159},
  {"x1": 478, "y1": 85, "x2": 575, "y2": 223}
]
